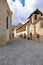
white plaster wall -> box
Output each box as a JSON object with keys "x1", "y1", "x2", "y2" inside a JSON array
[
  {"x1": 26, "y1": 25, "x2": 29, "y2": 38},
  {"x1": 37, "y1": 14, "x2": 41, "y2": 20},
  {"x1": 37, "y1": 20, "x2": 43, "y2": 42},
  {"x1": 35, "y1": 21, "x2": 41, "y2": 33},
  {"x1": 28, "y1": 21, "x2": 41, "y2": 40},
  {"x1": 29, "y1": 24, "x2": 34, "y2": 35},
  {"x1": 32, "y1": 14, "x2": 35, "y2": 23},
  {"x1": 31, "y1": 20, "x2": 43, "y2": 42},
  {"x1": 14, "y1": 28, "x2": 16, "y2": 37},
  {"x1": 32, "y1": 14, "x2": 41, "y2": 24},
  {"x1": 16, "y1": 31, "x2": 26, "y2": 38},
  {"x1": 40, "y1": 20, "x2": 43, "y2": 27}
]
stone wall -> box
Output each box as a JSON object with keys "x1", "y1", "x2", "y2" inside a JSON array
[{"x1": 0, "y1": 0, "x2": 12, "y2": 44}]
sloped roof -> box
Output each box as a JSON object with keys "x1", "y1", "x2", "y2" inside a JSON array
[
  {"x1": 28, "y1": 9, "x2": 43, "y2": 19},
  {"x1": 16, "y1": 21, "x2": 29, "y2": 31}
]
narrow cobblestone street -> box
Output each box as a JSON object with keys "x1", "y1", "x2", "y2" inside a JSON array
[{"x1": 0, "y1": 38, "x2": 43, "y2": 65}]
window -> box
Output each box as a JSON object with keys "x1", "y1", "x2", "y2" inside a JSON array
[
  {"x1": 6, "y1": 17, "x2": 8, "y2": 29},
  {"x1": 35, "y1": 15, "x2": 37, "y2": 20}
]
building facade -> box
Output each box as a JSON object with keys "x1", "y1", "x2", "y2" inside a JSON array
[
  {"x1": 27, "y1": 9, "x2": 43, "y2": 42},
  {"x1": 14, "y1": 9, "x2": 43, "y2": 42},
  {"x1": 13, "y1": 23, "x2": 23, "y2": 38},
  {"x1": 0, "y1": 0, "x2": 12, "y2": 44}
]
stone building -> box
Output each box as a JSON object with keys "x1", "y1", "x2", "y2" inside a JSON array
[
  {"x1": 14, "y1": 9, "x2": 43, "y2": 42},
  {"x1": 13, "y1": 23, "x2": 23, "y2": 38},
  {"x1": 27, "y1": 9, "x2": 43, "y2": 42},
  {"x1": 16, "y1": 23, "x2": 26, "y2": 38},
  {"x1": 0, "y1": 0, "x2": 12, "y2": 44},
  {"x1": 14, "y1": 21, "x2": 30, "y2": 38}
]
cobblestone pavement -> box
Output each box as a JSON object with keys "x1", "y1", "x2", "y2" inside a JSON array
[{"x1": 0, "y1": 38, "x2": 43, "y2": 65}]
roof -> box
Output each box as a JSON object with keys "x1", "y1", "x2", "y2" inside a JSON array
[
  {"x1": 16, "y1": 21, "x2": 29, "y2": 31},
  {"x1": 15, "y1": 23, "x2": 23, "y2": 30},
  {"x1": 28, "y1": 9, "x2": 43, "y2": 19}
]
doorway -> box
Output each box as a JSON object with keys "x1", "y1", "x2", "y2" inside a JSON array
[{"x1": 30, "y1": 32, "x2": 32, "y2": 40}]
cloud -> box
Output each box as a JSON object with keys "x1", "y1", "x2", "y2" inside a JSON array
[
  {"x1": 7, "y1": 0, "x2": 43, "y2": 25},
  {"x1": 12, "y1": 0, "x2": 15, "y2": 1},
  {"x1": 34, "y1": 0, "x2": 43, "y2": 12}
]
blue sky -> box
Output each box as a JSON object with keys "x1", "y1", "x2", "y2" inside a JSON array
[{"x1": 7, "y1": 0, "x2": 43, "y2": 25}]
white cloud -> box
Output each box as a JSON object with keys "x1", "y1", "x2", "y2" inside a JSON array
[
  {"x1": 25, "y1": 0, "x2": 37, "y2": 12},
  {"x1": 7, "y1": 0, "x2": 38, "y2": 25}
]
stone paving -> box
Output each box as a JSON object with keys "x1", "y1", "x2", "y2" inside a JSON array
[{"x1": 0, "y1": 38, "x2": 43, "y2": 65}]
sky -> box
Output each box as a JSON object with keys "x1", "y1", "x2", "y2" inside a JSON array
[{"x1": 7, "y1": 0, "x2": 43, "y2": 25}]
